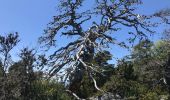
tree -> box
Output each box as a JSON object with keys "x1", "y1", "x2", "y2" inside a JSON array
[
  {"x1": 39, "y1": 0, "x2": 170, "y2": 98},
  {"x1": 131, "y1": 40, "x2": 170, "y2": 87},
  {"x1": 69, "y1": 50, "x2": 114, "y2": 98},
  {"x1": 153, "y1": 41, "x2": 170, "y2": 61},
  {"x1": 132, "y1": 40, "x2": 154, "y2": 63},
  {"x1": 4, "y1": 47, "x2": 73, "y2": 100},
  {"x1": 0, "y1": 33, "x2": 19, "y2": 75},
  {"x1": 7, "y1": 62, "x2": 29, "y2": 100},
  {"x1": 3, "y1": 48, "x2": 36, "y2": 100},
  {"x1": 102, "y1": 44, "x2": 170, "y2": 99},
  {"x1": 165, "y1": 53, "x2": 170, "y2": 92},
  {"x1": 160, "y1": 28, "x2": 170, "y2": 92},
  {"x1": 131, "y1": 40, "x2": 155, "y2": 83},
  {"x1": 0, "y1": 33, "x2": 19, "y2": 99}
]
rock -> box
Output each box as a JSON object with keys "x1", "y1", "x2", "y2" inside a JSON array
[
  {"x1": 160, "y1": 95, "x2": 169, "y2": 100},
  {"x1": 89, "y1": 92, "x2": 122, "y2": 100}
]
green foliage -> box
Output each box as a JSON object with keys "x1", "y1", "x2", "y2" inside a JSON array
[
  {"x1": 102, "y1": 61, "x2": 142, "y2": 98},
  {"x1": 7, "y1": 62, "x2": 73, "y2": 100},
  {"x1": 78, "y1": 73, "x2": 97, "y2": 98},
  {"x1": 31, "y1": 80, "x2": 72, "y2": 100},
  {"x1": 132, "y1": 40, "x2": 154, "y2": 63},
  {"x1": 69, "y1": 50, "x2": 114, "y2": 99},
  {"x1": 153, "y1": 40, "x2": 170, "y2": 61},
  {"x1": 102, "y1": 65, "x2": 169, "y2": 99},
  {"x1": 100, "y1": 40, "x2": 170, "y2": 99}
]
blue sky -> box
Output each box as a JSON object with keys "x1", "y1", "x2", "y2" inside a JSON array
[{"x1": 0, "y1": 0, "x2": 170, "y2": 62}]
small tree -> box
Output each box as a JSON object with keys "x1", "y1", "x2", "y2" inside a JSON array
[
  {"x1": 0, "y1": 33, "x2": 19, "y2": 99},
  {"x1": 0, "y1": 33, "x2": 19, "y2": 75}
]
